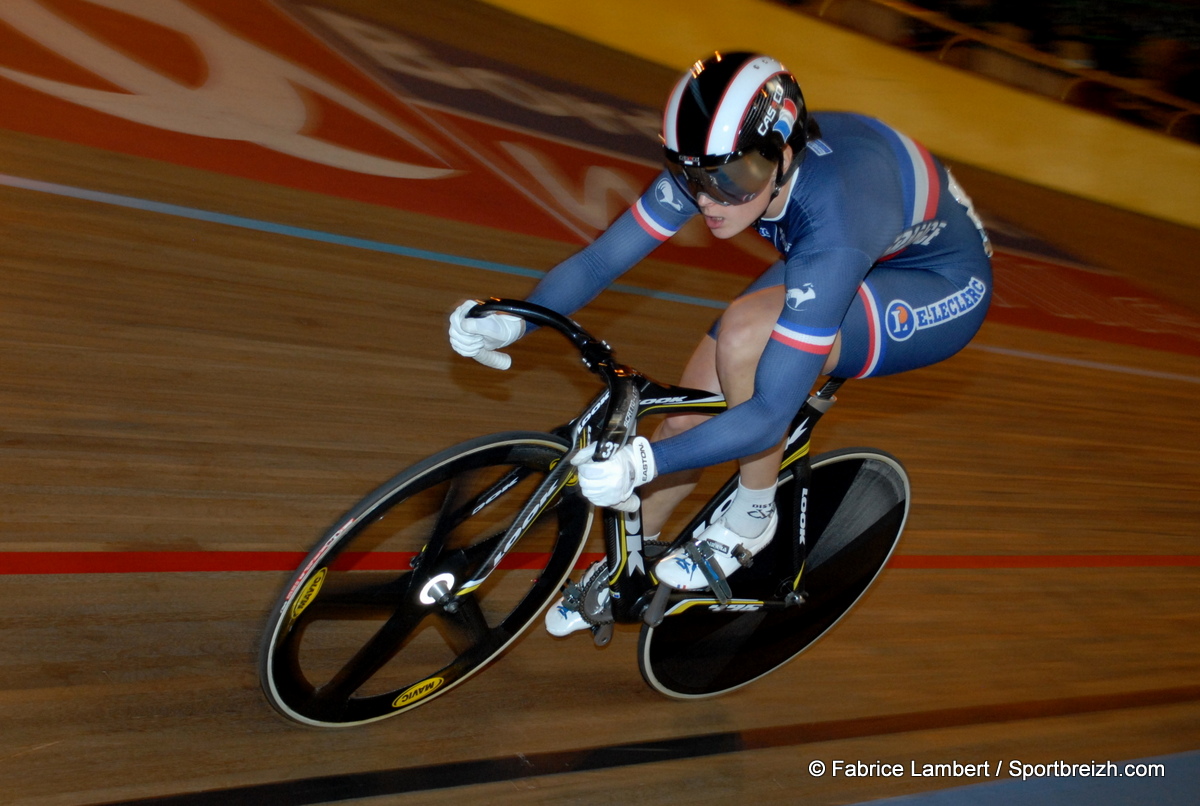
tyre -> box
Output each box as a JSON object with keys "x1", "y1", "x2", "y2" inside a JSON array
[
  {"x1": 639, "y1": 449, "x2": 909, "y2": 698},
  {"x1": 260, "y1": 431, "x2": 591, "y2": 726}
]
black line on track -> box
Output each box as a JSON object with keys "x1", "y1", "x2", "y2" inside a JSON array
[{"x1": 100, "y1": 684, "x2": 1200, "y2": 805}]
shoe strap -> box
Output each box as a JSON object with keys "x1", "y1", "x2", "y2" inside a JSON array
[{"x1": 684, "y1": 540, "x2": 733, "y2": 605}]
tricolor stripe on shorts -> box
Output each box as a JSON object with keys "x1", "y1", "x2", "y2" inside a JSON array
[
  {"x1": 861, "y1": 118, "x2": 940, "y2": 227},
  {"x1": 632, "y1": 198, "x2": 679, "y2": 242},
  {"x1": 771, "y1": 321, "x2": 837, "y2": 355},
  {"x1": 854, "y1": 281, "x2": 885, "y2": 378}
]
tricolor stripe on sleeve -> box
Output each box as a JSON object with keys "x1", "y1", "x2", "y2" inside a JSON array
[
  {"x1": 770, "y1": 322, "x2": 838, "y2": 354},
  {"x1": 633, "y1": 198, "x2": 680, "y2": 241}
]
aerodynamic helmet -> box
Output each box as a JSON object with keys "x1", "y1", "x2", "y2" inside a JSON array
[{"x1": 662, "y1": 52, "x2": 813, "y2": 205}]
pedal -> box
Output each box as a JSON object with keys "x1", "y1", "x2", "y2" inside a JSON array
[
  {"x1": 560, "y1": 580, "x2": 584, "y2": 612},
  {"x1": 684, "y1": 540, "x2": 733, "y2": 605}
]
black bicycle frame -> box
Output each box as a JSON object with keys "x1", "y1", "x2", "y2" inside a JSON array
[{"x1": 470, "y1": 298, "x2": 847, "y2": 622}]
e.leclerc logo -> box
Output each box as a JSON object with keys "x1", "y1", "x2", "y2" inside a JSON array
[{"x1": 885, "y1": 300, "x2": 917, "y2": 341}]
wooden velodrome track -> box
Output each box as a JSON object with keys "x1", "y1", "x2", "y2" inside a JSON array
[{"x1": 2, "y1": 1, "x2": 1200, "y2": 804}]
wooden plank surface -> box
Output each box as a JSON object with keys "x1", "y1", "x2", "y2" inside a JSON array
[{"x1": 1, "y1": 2, "x2": 1198, "y2": 804}]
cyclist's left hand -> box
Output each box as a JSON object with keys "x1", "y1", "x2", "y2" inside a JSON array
[
  {"x1": 571, "y1": 436, "x2": 657, "y2": 508},
  {"x1": 448, "y1": 300, "x2": 525, "y2": 369}
]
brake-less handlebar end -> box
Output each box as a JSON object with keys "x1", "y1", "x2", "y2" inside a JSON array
[
  {"x1": 473, "y1": 349, "x2": 512, "y2": 370},
  {"x1": 468, "y1": 299, "x2": 617, "y2": 373}
]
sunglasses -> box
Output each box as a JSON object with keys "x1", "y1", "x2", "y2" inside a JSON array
[{"x1": 663, "y1": 147, "x2": 780, "y2": 206}]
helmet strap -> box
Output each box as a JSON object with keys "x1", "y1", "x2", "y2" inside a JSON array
[{"x1": 768, "y1": 145, "x2": 803, "y2": 201}]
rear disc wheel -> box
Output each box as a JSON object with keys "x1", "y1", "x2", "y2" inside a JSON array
[{"x1": 639, "y1": 449, "x2": 909, "y2": 698}]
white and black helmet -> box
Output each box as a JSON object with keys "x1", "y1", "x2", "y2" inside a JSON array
[{"x1": 662, "y1": 52, "x2": 814, "y2": 205}]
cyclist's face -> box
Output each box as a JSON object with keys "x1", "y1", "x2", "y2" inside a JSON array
[
  {"x1": 694, "y1": 146, "x2": 793, "y2": 240},
  {"x1": 696, "y1": 185, "x2": 772, "y2": 238}
]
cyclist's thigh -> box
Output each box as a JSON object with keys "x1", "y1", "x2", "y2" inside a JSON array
[
  {"x1": 673, "y1": 262, "x2": 786, "y2": 433},
  {"x1": 830, "y1": 253, "x2": 992, "y2": 379},
  {"x1": 677, "y1": 332, "x2": 720, "y2": 396}
]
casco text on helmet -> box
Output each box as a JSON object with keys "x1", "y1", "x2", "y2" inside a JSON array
[
  {"x1": 662, "y1": 52, "x2": 810, "y2": 162},
  {"x1": 661, "y1": 52, "x2": 812, "y2": 205}
]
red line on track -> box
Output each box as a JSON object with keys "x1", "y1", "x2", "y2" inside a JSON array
[
  {"x1": 1, "y1": 552, "x2": 1197, "y2": 575},
  {"x1": 890, "y1": 555, "x2": 1200, "y2": 569}
]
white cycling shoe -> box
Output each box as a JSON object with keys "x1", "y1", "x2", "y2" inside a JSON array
[
  {"x1": 544, "y1": 561, "x2": 609, "y2": 637},
  {"x1": 544, "y1": 599, "x2": 590, "y2": 637},
  {"x1": 654, "y1": 511, "x2": 778, "y2": 591}
]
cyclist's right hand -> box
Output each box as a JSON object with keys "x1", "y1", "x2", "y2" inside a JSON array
[
  {"x1": 571, "y1": 436, "x2": 657, "y2": 512},
  {"x1": 448, "y1": 300, "x2": 526, "y2": 370}
]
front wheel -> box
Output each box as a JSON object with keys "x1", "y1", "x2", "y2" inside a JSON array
[
  {"x1": 639, "y1": 449, "x2": 909, "y2": 699},
  {"x1": 259, "y1": 431, "x2": 591, "y2": 727}
]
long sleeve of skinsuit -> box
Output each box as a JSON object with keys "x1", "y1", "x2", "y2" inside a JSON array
[{"x1": 525, "y1": 112, "x2": 974, "y2": 477}]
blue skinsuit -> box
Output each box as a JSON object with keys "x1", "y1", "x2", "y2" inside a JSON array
[{"x1": 526, "y1": 112, "x2": 993, "y2": 477}]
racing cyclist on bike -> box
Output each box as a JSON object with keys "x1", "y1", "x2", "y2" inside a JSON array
[{"x1": 449, "y1": 52, "x2": 993, "y2": 634}]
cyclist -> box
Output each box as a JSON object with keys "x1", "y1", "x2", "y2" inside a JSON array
[{"x1": 449, "y1": 52, "x2": 992, "y2": 632}]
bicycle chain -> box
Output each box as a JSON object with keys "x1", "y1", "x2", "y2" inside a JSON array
[
  {"x1": 568, "y1": 541, "x2": 672, "y2": 627},
  {"x1": 562, "y1": 561, "x2": 611, "y2": 627}
]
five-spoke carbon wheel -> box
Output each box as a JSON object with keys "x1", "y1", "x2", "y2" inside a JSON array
[{"x1": 259, "y1": 432, "x2": 590, "y2": 726}]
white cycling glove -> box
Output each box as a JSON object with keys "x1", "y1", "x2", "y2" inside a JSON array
[
  {"x1": 571, "y1": 436, "x2": 657, "y2": 510},
  {"x1": 448, "y1": 300, "x2": 526, "y2": 370}
]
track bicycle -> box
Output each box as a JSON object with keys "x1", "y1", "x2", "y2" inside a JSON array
[{"x1": 259, "y1": 299, "x2": 910, "y2": 727}]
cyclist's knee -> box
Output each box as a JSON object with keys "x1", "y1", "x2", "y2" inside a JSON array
[{"x1": 716, "y1": 298, "x2": 776, "y2": 365}]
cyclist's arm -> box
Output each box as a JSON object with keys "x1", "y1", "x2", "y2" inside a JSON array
[
  {"x1": 651, "y1": 247, "x2": 872, "y2": 476},
  {"x1": 525, "y1": 174, "x2": 696, "y2": 315}
]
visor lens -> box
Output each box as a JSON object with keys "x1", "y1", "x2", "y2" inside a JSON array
[{"x1": 665, "y1": 150, "x2": 777, "y2": 206}]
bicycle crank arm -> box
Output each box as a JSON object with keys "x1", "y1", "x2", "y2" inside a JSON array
[{"x1": 642, "y1": 583, "x2": 673, "y2": 628}]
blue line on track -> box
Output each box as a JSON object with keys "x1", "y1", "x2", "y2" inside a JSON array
[
  {"x1": 0, "y1": 173, "x2": 723, "y2": 310},
  {"x1": 4, "y1": 172, "x2": 1198, "y2": 384}
]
